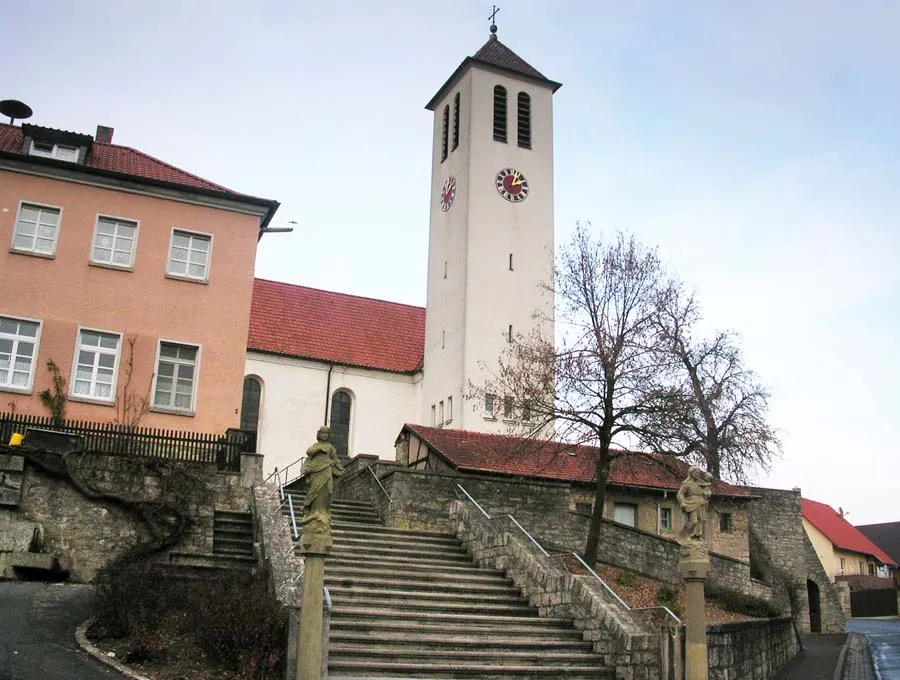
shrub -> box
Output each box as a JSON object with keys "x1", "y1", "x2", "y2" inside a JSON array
[
  {"x1": 616, "y1": 570, "x2": 638, "y2": 587},
  {"x1": 708, "y1": 586, "x2": 782, "y2": 618},
  {"x1": 655, "y1": 585, "x2": 683, "y2": 618}
]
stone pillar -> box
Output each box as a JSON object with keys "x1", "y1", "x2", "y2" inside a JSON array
[
  {"x1": 679, "y1": 545, "x2": 710, "y2": 680},
  {"x1": 297, "y1": 533, "x2": 331, "y2": 680}
]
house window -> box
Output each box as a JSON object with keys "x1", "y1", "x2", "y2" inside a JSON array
[
  {"x1": 659, "y1": 507, "x2": 673, "y2": 531},
  {"x1": 167, "y1": 230, "x2": 211, "y2": 281},
  {"x1": 493, "y1": 85, "x2": 508, "y2": 143},
  {"x1": 0, "y1": 317, "x2": 41, "y2": 391},
  {"x1": 329, "y1": 390, "x2": 352, "y2": 456},
  {"x1": 503, "y1": 396, "x2": 514, "y2": 419},
  {"x1": 452, "y1": 92, "x2": 461, "y2": 151},
  {"x1": 431, "y1": 404, "x2": 436, "y2": 426},
  {"x1": 840, "y1": 558, "x2": 846, "y2": 574},
  {"x1": 441, "y1": 104, "x2": 449, "y2": 162},
  {"x1": 71, "y1": 329, "x2": 121, "y2": 402},
  {"x1": 575, "y1": 501, "x2": 593, "y2": 515},
  {"x1": 613, "y1": 502, "x2": 638, "y2": 528},
  {"x1": 152, "y1": 341, "x2": 199, "y2": 413},
  {"x1": 484, "y1": 393, "x2": 496, "y2": 418},
  {"x1": 29, "y1": 141, "x2": 79, "y2": 162},
  {"x1": 522, "y1": 400, "x2": 532, "y2": 422},
  {"x1": 439, "y1": 400, "x2": 445, "y2": 426},
  {"x1": 517, "y1": 92, "x2": 532, "y2": 149},
  {"x1": 447, "y1": 396, "x2": 453, "y2": 423},
  {"x1": 719, "y1": 513, "x2": 733, "y2": 533},
  {"x1": 92, "y1": 216, "x2": 137, "y2": 268},
  {"x1": 12, "y1": 203, "x2": 61, "y2": 256},
  {"x1": 240, "y1": 376, "x2": 262, "y2": 432}
]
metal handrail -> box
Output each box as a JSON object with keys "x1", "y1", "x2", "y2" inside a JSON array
[
  {"x1": 455, "y1": 483, "x2": 682, "y2": 627},
  {"x1": 264, "y1": 456, "x2": 306, "y2": 492},
  {"x1": 287, "y1": 493, "x2": 299, "y2": 540},
  {"x1": 367, "y1": 465, "x2": 393, "y2": 504}
]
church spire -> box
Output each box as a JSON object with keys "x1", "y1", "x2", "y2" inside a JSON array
[{"x1": 488, "y1": 4, "x2": 500, "y2": 39}]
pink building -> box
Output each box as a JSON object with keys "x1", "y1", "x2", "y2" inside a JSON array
[{"x1": 0, "y1": 121, "x2": 278, "y2": 432}]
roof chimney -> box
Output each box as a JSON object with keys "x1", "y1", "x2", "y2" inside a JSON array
[{"x1": 95, "y1": 125, "x2": 114, "y2": 144}]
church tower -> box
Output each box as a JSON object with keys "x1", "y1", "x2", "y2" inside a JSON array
[{"x1": 421, "y1": 24, "x2": 561, "y2": 433}]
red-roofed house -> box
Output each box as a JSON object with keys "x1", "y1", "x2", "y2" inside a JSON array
[
  {"x1": 396, "y1": 424, "x2": 754, "y2": 561},
  {"x1": 802, "y1": 498, "x2": 897, "y2": 580},
  {"x1": 1, "y1": 120, "x2": 278, "y2": 432}
]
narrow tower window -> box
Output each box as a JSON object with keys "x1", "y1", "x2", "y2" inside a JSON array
[
  {"x1": 441, "y1": 330, "x2": 445, "y2": 349},
  {"x1": 517, "y1": 92, "x2": 531, "y2": 149},
  {"x1": 441, "y1": 105, "x2": 449, "y2": 162},
  {"x1": 493, "y1": 85, "x2": 508, "y2": 143},
  {"x1": 508, "y1": 253, "x2": 514, "y2": 271},
  {"x1": 452, "y1": 92, "x2": 461, "y2": 151},
  {"x1": 508, "y1": 324, "x2": 513, "y2": 342},
  {"x1": 443, "y1": 260, "x2": 447, "y2": 279}
]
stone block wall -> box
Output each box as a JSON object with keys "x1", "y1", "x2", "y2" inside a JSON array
[
  {"x1": 0, "y1": 450, "x2": 261, "y2": 582},
  {"x1": 745, "y1": 487, "x2": 845, "y2": 633},
  {"x1": 707, "y1": 617, "x2": 799, "y2": 680}
]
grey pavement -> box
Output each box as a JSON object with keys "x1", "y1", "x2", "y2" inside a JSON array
[
  {"x1": 847, "y1": 617, "x2": 900, "y2": 680},
  {"x1": 774, "y1": 633, "x2": 847, "y2": 680},
  {"x1": 0, "y1": 581, "x2": 121, "y2": 680}
]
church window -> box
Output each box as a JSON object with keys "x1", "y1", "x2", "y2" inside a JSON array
[
  {"x1": 447, "y1": 396, "x2": 453, "y2": 422},
  {"x1": 484, "y1": 393, "x2": 496, "y2": 418},
  {"x1": 329, "y1": 390, "x2": 352, "y2": 456},
  {"x1": 493, "y1": 85, "x2": 508, "y2": 143},
  {"x1": 439, "y1": 400, "x2": 445, "y2": 426},
  {"x1": 452, "y1": 92, "x2": 460, "y2": 151},
  {"x1": 517, "y1": 92, "x2": 531, "y2": 149},
  {"x1": 509, "y1": 253, "x2": 514, "y2": 271},
  {"x1": 240, "y1": 376, "x2": 262, "y2": 432},
  {"x1": 441, "y1": 105, "x2": 449, "y2": 162}
]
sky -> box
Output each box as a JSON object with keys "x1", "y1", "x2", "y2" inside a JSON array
[{"x1": 3, "y1": 1, "x2": 898, "y2": 524}]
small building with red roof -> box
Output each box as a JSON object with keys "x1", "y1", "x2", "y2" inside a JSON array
[
  {"x1": 802, "y1": 498, "x2": 897, "y2": 581},
  {"x1": 1, "y1": 119, "x2": 278, "y2": 433}
]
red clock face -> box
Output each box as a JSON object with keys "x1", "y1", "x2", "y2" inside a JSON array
[
  {"x1": 440, "y1": 176, "x2": 457, "y2": 212},
  {"x1": 496, "y1": 168, "x2": 529, "y2": 202}
]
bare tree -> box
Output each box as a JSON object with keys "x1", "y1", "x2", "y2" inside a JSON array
[
  {"x1": 641, "y1": 287, "x2": 782, "y2": 482},
  {"x1": 471, "y1": 225, "x2": 674, "y2": 564}
]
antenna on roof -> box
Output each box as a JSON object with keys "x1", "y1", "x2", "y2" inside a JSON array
[
  {"x1": 258, "y1": 219, "x2": 297, "y2": 242},
  {"x1": 0, "y1": 100, "x2": 34, "y2": 125}
]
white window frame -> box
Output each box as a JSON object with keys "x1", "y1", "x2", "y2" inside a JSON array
[
  {"x1": 0, "y1": 315, "x2": 43, "y2": 393},
  {"x1": 151, "y1": 339, "x2": 201, "y2": 415},
  {"x1": 484, "y1": 393, "x2": 496, "y2": 419},
  {"x1": 29, "y1": 140, "x2": 80, "y2": 162},
  {"x1": 11, "y1": 200, "x2": 64, "y2": 257},
  {"x1": 90, "y1": 214, "x2": 140, "y2": 270},
  {"x1": 659, "y1": 506, "x2": 673, "y2": 532},
  {"x1": 68, "y1": 327, "x2": 123, "y2": 404},
  {"x1": 613, "y1": 502, "x2": 638, "y2": 528},
  {"x1": 166, "y1": 228, "x2": 213, "y2": 282},
  {"x1": 446, "y1": 396, "x2": 453, "y2": 424}
]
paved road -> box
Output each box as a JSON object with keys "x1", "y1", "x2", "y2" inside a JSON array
[
  {"x1": 0, "y1": 581, "x2": 120, "y2": 680},
  {"x1": 774, "y1": 633, "x2": 846, "y2": 680},
  {"x1": 848, "y1": 618, "x2": 900, "y2": 680}
]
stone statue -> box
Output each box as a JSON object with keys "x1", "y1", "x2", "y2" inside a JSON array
[
  {"x1": 677, "y1": 465, "x2": 712, "y2": 543},
  {"x1": 299, "y1": 426, "x2": 345, "y2": 537}
]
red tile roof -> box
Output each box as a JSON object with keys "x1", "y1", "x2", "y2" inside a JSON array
[
  {"x1": 248, "y1": 278, "x2": 426, "y2": 374},
  {"x1": 404, "y1": 424, "x2": 750, "y2": 496},
  {"x1": 0, "y1": 122, "x2": 235, "y2": 194},
  {"x1": 802, "y1": 499, "x2": 896, "y2": 566}
]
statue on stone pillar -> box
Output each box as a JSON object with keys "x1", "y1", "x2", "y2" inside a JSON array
[
  {"x1": 677, "y1": 466, "x2": 713, "y2": 543},
  {"x1": 299, "y1": 426, "x2": 345, "y2": 539}
]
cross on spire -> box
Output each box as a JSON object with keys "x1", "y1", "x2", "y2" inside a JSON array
[{"x1": 489, "y1": 5, "x2": 500, "y2": 35}]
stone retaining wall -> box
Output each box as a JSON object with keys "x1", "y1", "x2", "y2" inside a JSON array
[{"x1": 707, "y1": 617, "x2": 798, "y2": 680}]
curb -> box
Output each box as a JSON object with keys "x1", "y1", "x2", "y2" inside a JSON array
[
  {"x1": 75, "y1": 617, "x2": 153, "y2": 680},
  {"x1": 833, "y1": 633, "x2": 852, "y2": 680}
]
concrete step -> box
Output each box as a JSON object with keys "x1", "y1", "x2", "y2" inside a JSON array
[
  {"x1": 325, "y1": 563, "x2": 513, "y2": 586},
  {"x1": 329, "y1": 593, "x2": 534, "y2": 616},
  {"x1": 330, "y1": 607, "x2": 563, "y2": 626},
  {"x1": 327, "y1": 584, "x2": 526, "y2": 605},
  {"x1": 324, "y1": 575, "x2": 521, "y2": 597},
  {"x1": 330, "y1": 645, "x2": 604, "y2": 664},
  {"x1": 330, "y1": 617, "x2": 584, "y2": 637},
  {"x1": 327, "y1": 551, "x2": 501, "y2": 573},
  {"x1": 333, "y1": 527, "x2": 461, "y2": 547},
  {"x1": 333, "y1": 521, "x2": 457, "y2": 540},
  {"x1": 329, "y1": 628, "x2": 590, "y2": 647},
  {"x1": 331, "y1": 533, "x2": 465, "y2": 552},
  {"x1": 327, "y1": 543, "x2": 470, "y2": 563},
  {"x1": 282, "y1": 508, "x2": 382, "y2": 525},
  {"x1": 327, "y1": 660, "x2": 614, "y2": 679},
  {"x1": 168, "y1": 551, "x2": 256, "y2": 571}
]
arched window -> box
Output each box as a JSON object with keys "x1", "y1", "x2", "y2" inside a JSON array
[
  {"x1": 493, "y1": 85, "x2": 507, "y2": 143},
  {"x1": 240, "y1": 376, "x2": 262, "y2": 431},
  {"x1": 441, "y1": 105, "x2": 449, "y2": 162},
  {"x1": 329, "y1": 390, "x2": 352, "y2": 457},
  {"x1": 517, "y1": 92, "x2": 531, "y2": 149},
  {"x1": 452, "y1": 92, "x2": 461, "y2": 151}
]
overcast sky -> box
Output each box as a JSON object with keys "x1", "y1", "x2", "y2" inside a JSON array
[{"x1": 3, "y1": 1, "x2": 898, "y2": 524}]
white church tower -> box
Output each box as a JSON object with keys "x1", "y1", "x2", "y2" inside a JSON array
[{"x1": 421, "y1": 22, "x2": 561, "y2": 433}]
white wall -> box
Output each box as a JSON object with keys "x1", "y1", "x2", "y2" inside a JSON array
[{"x1": 246, "y1": 351, "x2": 421, "y2": 475}]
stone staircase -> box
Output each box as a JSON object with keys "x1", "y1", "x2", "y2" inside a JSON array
[
  {"x1": 282, "y1": 489, "x2": 615, "y2": 679},
  {"x1": 167, "y1": 510, "x2": 256, "y2": 575}
]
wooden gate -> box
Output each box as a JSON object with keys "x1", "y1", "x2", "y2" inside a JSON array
[{"x1": 850, "y1": 589, "x2": 899, "y2": 617}]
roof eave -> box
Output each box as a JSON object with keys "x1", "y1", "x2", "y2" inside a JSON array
[
  {"x1": 0, "y1": 150, "x2": 280, "y2": 227},
  {"x1": 247, "y1": 347, "x2": 423, "y2": 376},
  {"x1": 425, "y1": 56, "x2": 562, "y2": 111}
]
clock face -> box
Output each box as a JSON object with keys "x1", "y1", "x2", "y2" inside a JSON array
[
  {"x1": 440, "y1": 176, "x2": 457, "y2": 212},
  {"x1": 496, "y1": 168, "x2": 529, "y2": 202}
]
